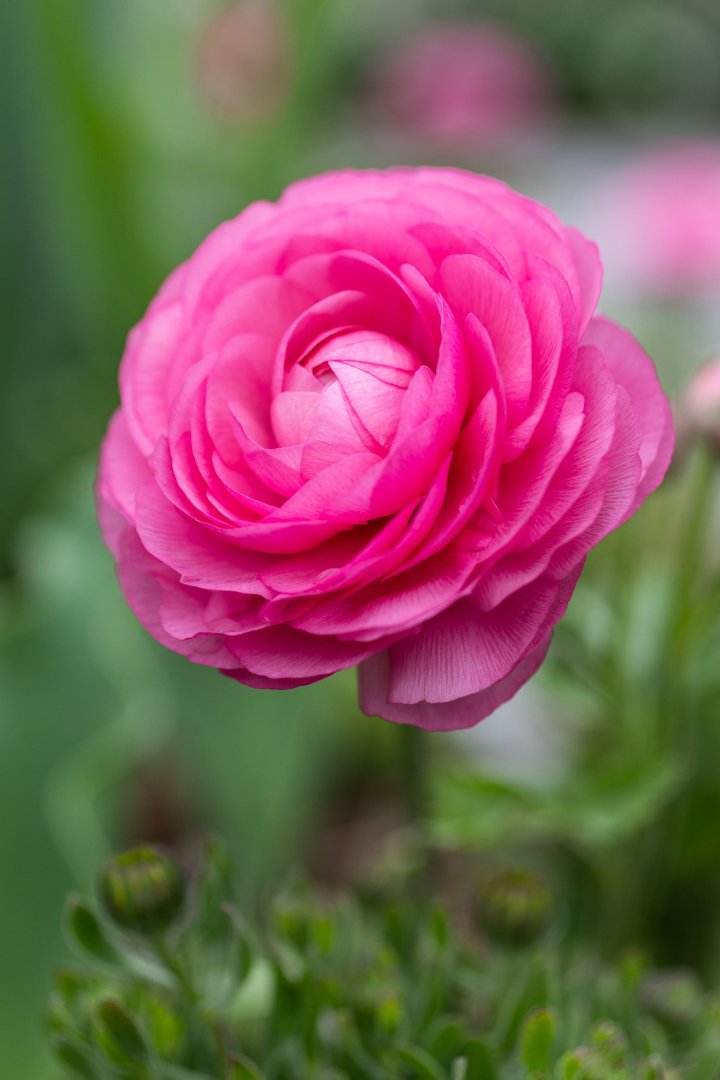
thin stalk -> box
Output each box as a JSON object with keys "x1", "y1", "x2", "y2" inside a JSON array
[
  {"x1": 623, "y1": 447, "x2": 718, "y2": 948},
  {"x1": 659, "y1": 446, "x2": 717, "y2": 728},
  {"x1": 152, "y1": 933, "x2": 198, "y2": 1004},
  {"x1": 398, "y1": 723, "x2": 430, "y2": 898}
]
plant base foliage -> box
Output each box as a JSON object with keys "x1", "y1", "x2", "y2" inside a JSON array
[{"x1": 48, "y1": 839, "x2": 720, "y2": 1079}]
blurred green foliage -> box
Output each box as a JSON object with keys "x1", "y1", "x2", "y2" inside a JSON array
[
  {"x1": 49, "y1": 839, "x2": 720, "y2": 1078},
  {"x1": 4, "y1": 1, "x2": 720, "y2": 1078}
]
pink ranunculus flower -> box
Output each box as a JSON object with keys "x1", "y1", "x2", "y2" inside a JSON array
[
  {"x1": 683, "y1": 357, "x2": 720, "y2": 452},
  {"x1": 197, "y1": 0, "x2": 293, "y2": 124},
  {"x1": 604, "y1": 141, "x2": 720, "y2": 296},
  {"x1": 373, "y1": 24, "x2": 553, "y2": 146},
  {"x1": 97, "y1": 168, "x2": 674, "y2": 731}
]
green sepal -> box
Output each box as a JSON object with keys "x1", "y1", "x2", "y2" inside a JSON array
[
  {"x1": 65, "y1": 895, "x2": 119, "y2": 966},
  {"x1": 50, "y1": 1037, "x2": 97, "y2": 1080},
  {"x1": 94, "y1": 998, "x2": 148, "y2": 1064}
]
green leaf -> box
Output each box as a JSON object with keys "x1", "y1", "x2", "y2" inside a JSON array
[
  {"x1": 520, "y1": 1008, "x2": 556, "y2": 1073},
  {"x1": 460, "y1": 1040, "x2": 497, "y2": 1080},
  {"x1": 50, "y1": 1037, "x2": 97, "y2": 1080},
  {"x1": 557, "y1": 1049, "x2": 597, "y2": 1080},
  {"x1": 377, "y1": 993, "x2": 402, "y2": 1034},
  {"x1": 227, "y1": 1055, "x2": 265, "y2": 1080},
  {"x1": 158, "y1": 1069, "x2": 224, "y2": 1080},
  {"x1": 64, "y1": 896, "x2": 118, "y2": 965},
  {"x1": 146, "y1": 993, "x2": 184, "y2": 1058},
  {"x1": 429, "y1": 907, "x2": 451, "y2": 951},
  {"x1": 197, "y1": 836, "x2": 234, "y2": 924},
  {"x1": 684, "y1": 1041, "x2": 720, "y2": 1080},
  {"x1": 388, "y1": 1044, "x2": 446, "y2": 1080},
  {"x1": 427, "y1": 1016, "x2": 466, "y2": 1063},
  {"x1": 495, "y1": 961, "x2": 550, "y2": 1051},
  {"x1": 95, "y1": 998, "x2": 147, "y2": 1064},
  {"x1": 222, "y1": 902, "x2": 255, "y2": 983},
  {"x1": 54, "y1": 967, "x2": 87, "y2": 1003},
  {"x1": 311, "y1": 909, "x2": 335, "y2": 955}
]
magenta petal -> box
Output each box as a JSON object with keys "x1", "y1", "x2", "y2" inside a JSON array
[
  {"x1": 385, "y1": 576, "x2": 569, "y2": 705},
  {"x1": 98, "y1": 411, "x2": 152, "y2": 525},
  {"x1": 202, "y1": 275, "x2": 313, "y2": 352},
  {"x1": 440, "y1": 253, "x2": 532, "y2": 425},
  {"x1": 120, "y1": 301, "x2": 185, "y2": 455},
  {"x1": 583, "y1": 316, "x2": 674, "y2": 506},
  {"x1": 358, "y1": 633, "x2": 552, "y2": 731},
  {"x1": 566, "y1": 227, "x2": 603, "y2": 336},
  {"x1": 273, "y1": 451, "x2": 380, "y2": 524},
  {"x1": 300, "y1": 382, "x2": 373, "y2": 477},
  {"x1": 502, "y1": 275, "x2": 569, "y2": 458},
  {"x1": 116, "y1": 528, "x2": 239, "y2": 667},
  {"x1": 229, "y1": 410, "x2": 303, "y2": 496},
  {"x1": 400, "y1": 389, "x2": 500, "y2": 571},
  {"x1": 227, "y1": 625, "x2": 381, "y2": 679},
  {"x1": 289, "y1": 545, "x2": 475, "y2": 641},
  {"x1": 134, "y1": 481, "x2": 271, "y2": 595},
  {"x1": 330, "y1": 360, "x2": 406, "y2": 449},
  {"x1": 206, "y1": 333, "x2": 278, "y2": 452},
  {"x1": 221, "y1": 667, "x2": 323, "y2": 690},
  {"x1": 467, "y1": 390, "x2": 585, "y2": 560}
]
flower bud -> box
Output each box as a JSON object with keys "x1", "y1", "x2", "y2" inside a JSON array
[
  {"x1": 99, "y1": 846, "x2": 184, "y2": 935},
  {"x1": 475, "y1": 868, "x2": 551, "y2": 947}
]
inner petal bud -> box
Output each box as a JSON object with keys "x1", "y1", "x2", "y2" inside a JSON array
[{"x1": 271, "y1": 329, "x2": 421, "y2": 460}]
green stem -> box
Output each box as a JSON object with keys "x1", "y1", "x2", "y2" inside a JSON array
[
  {"x1": 152, "y1": 934, "x2": 226, "y2": 1071},
  {"x1": 399, "y1": 724, "x2": 425, "y2": 822},
  {"x1": 398, "y1": 724, "x2": 430, "y2": 896},
  {"x1": 659, "y1": 447, "x2": 716, "y2": 725},
  {"x1": 152, "y1": 933, "x2": 198, "y2": 1004},
  {"x1": 626, "y1": 447, "x2": 718, "y2": 948}
]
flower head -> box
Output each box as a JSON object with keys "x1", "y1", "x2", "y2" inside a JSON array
[{"x1": 98, "y1": 168, "x2": 673, "y2": 730}]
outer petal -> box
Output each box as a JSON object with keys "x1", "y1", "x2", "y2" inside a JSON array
[
  {"x1": 97, "y1": 410, "x2": 152, "y2": 527},
  {"x1": 583, "y1": 316, "x2": 674, "y2": 507},
  {"x1": 359, "y1": 633, "x2": 552, "y2": 731},
  {"x1": 383, "y1": 572, "x2": 577, "y2": 706}
]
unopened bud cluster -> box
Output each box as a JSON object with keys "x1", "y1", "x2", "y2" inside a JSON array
[{"x1": 99, "y1": 845, "x2": 185, "y2": 935}]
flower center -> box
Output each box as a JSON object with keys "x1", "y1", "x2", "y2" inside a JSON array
[{"x1": 270, "y1": 329, "x2": 421, "y2": 473}]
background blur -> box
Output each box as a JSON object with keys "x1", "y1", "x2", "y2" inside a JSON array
[{"x1": 4, "y1": 1, "x2": 720, "y2": 1076}]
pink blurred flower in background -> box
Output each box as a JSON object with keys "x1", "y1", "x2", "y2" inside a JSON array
[
  {"x1": 683, "y1": 358, "x2": 720, "y2": 451},
  {"x1": 97, "y1": 168, "x2": 673, "y2": 731},
  {"x1": 197, "y1": 0, "x2": 293, "y2": 123},
  {"x1": 373, "y1": 23, "x2": 554, "y2": 146},
  {"x1": 604, "y1": 141, "x2": 720, "y2": 296}
]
